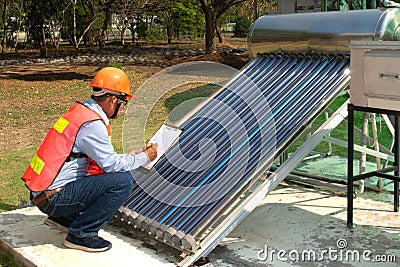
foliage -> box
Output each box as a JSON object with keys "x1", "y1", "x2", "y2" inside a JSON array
[
  {"x1": 0, "y1": 254, "x2": 18, "y2": 267},
  {"x1": 146, "y1": 22, "x2": 167, "y2": 43},
  {"x1": 26, "y1": 0, "x2": 68, "y2": 45},
  {"x1": 107, "y1": 60, "x2": 124, "y2": 69},
  {"x1": 199, "y1": 0, "x2": 247, "y2": 53},
  {"x1": 0, "y1": 0, "x2": 259, "y2": 53},
  {"x1": 233, "y1": 16, "x2": 251, "y2": 37}
]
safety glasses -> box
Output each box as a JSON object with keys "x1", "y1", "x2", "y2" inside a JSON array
[{"x1": 115, "y1": 95, "x2": 128, "y2": 106}]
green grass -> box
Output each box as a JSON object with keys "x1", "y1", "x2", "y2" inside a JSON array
[
  {"x1": 0, "y1": 148, "x2": 36, "y2": 212},
  {"x1": 0, "y1": 254, "x2": 18, "y2": 267},
  {"x1": 288, "y1": 93, "x2": 393, "y2": 162}
]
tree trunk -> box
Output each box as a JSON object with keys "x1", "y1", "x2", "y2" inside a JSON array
[
  {"x1": 204, "y1": 10, "x2": 216, "y2": 54},
  {"x1": 215, "y1": 21, "x2": 224, "y2": 44},
  {"x1": 100, "y1": 6, "x2": 113, "y2": 49},
  {"x1": 200, "y1": 0, "x2": 217, "y2": 54},
  {"x1": 129, "y1": 24, "x2": 136, "y2": 45},
  {"x1": 166, "y1": 22, "x2": 173, "y2": 44},
  {"x1": 73, "y1": 0, "x2": 78, "y2": 49},
  {"x1": 2, "y1": 0, "x2": 7, "y2": 54},
  {"x1": 121, "y1": 27, "x2": 126, "y2": 46},
  {"x1": 167, "y1": 28, "x2": 172, "y2": 44},
  {"x1": 39, "y1": 24, "x2": 47, "y2": 57}
]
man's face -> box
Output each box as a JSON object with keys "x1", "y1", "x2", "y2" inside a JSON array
[{"x1": 103, "y1": 95, "x2": 127, "y2": 119}]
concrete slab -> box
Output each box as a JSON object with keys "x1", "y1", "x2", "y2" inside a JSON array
[
  {"x1": 0, "y1": 206, "x2": 177, "y2": 267},
  {"x1": 207, "y1": 183, "x2": 400, "y2": 266},
  {"x1": 1, "y1": 182, "x2": 400, "y2": 266}
]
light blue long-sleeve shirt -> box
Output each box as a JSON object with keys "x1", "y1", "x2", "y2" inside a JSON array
[{"x1": 47, "y1": 98, "x2": 148, "y2": 190}]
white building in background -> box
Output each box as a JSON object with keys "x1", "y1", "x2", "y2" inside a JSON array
[{"x1": 278, "y1": 0, "x2": 322, "y2": 13}]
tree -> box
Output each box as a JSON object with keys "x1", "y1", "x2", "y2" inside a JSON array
[
  {"x1": 233, "y1": 16, "x2": 250, "y2": 37},
  {"x1": 113, "y1": 0, "x2": 158, "y2": 46},
  {"x1": 0, "y1": 0, "x2": 24, "y2": 52},
  {"x1": 7, "y1": 0, "x2": 27, "y2": 50},
  {"x1": 98, "y1": 0, "x2": 116, "y2": 49},
  {"x1": 113, "y1": 0, "x2": 131, "y2": 46},
  {"x1": 157, "y1": 0, "x2": 179, "y2": 44},
  {"x1": 48, "y1": 1, "x2": 71, "y2": 49},
  {"x1": 1, "y1": 0, "x2": 7, "y2": 53},
  {"x1": 27, "y1": 0, "x2": 49, "y2": 56},
  {"x1": 67, "y1": 0, "x2": 102, "y2": 49},
  {"x1": 156, "y1": 0, "x2": 200, "y2": 44},
  {"x1": 26, "y1": 0, "x2": 69, "y2": 56},
  {"x1": 199, "y1": 0, "x2": 247, "y2": 54}
]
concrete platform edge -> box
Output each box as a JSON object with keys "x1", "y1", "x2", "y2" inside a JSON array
[{"x1": 0, "y1": 234, "x2": 35, "y2": 267}]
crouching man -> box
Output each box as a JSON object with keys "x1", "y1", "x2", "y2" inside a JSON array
[{"x1": 22, "y1": 67, "x2": 158, "y2": 252}]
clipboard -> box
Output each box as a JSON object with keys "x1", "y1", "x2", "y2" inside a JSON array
[{"x1": 138, "y1": 124, "x2": 182, "y2": 173}]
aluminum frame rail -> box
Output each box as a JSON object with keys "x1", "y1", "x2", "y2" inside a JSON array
[{"x1": 116, "y1": 53, "x2": 350, "y2": 255}]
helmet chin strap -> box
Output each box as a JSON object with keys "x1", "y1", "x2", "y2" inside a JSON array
[{"x1": 110, "y1": 102, "x2": 122, "y2": 119}]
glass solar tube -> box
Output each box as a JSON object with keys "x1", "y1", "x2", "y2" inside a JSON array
[
  {"x1": 274, "y1": 56, "x2": 349, "y2": 141},
  {"x1": 157, "y1": 115, "x2": 276, "y2": 225},
  {"x1": 276, "y1": 59, "x2": 350, "y2": 145},
  {"x1": 126, "y1": 85, "x2": 276, "y2": 215},
  {"x1": 130, "y1": 56, "x2": 280, "y2": 184},
  {"x1": 136, "y1": 104, "x2": 268, "y2": 217},
  {"x1": 122, "y1": 55, "x2": 294, "y2": 214},
  {"x1": 169, "y1": 56, "x2": 349, "y2": 230},
  {"x1": 137, "y1": 55, "x2": 304, "y2": 221},
  {"x1": 141, "y1": 105, "x2": 276, "y2": 223},
  {"x1": 120, "y1": 55, "x2": 348, "y2": 243},
  {"x1": 122, "y1": 54, "x2": 316, "y2": 218},
  {"x1": 181, "y1": 58, "x2": 351, "y2": 235}
]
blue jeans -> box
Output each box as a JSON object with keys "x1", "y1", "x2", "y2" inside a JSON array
[{"x1": 39, "y1": 172, "x2": 134, "y2": 237}]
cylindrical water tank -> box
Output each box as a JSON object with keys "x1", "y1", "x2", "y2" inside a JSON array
[{"x1": 248, "y1": 8, "x2": 400, "y2": 57}]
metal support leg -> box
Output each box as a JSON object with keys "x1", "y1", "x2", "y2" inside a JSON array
[
  {"x1": 347, "y1": 104, "x2": 354, "y2": 228},
  {"x1": 348, "y1": 105, "x2": 400, "y2": 228},
  {"x1": 395, "y1": 116, "x2": 399, "y2": 212}
]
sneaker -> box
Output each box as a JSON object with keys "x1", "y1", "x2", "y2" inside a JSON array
[
  {"x1": 44, "y1": 216, "x2": 71, "y2": 233},
  {"x1": 63, "y1": 233, "x2": 112, "y2": 252}
]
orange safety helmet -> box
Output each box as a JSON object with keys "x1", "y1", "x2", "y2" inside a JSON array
[{"x1": 89, "y1": 67, "x2": 134, "y2": 98}]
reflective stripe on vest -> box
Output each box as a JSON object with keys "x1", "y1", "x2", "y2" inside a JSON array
[{"x1": 22, "y1": 102, "x2": 110, "y2": 192}]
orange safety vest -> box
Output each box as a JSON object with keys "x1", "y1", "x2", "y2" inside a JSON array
[{"x1": 22, "y1": 102, "x2": 111, "y2": 192}]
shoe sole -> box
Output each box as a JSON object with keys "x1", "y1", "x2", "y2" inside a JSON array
[
  {"x1": 63, "y1": 240, "x2": 112, "y2": 252},
  {"x1": 44, "y1": 218, "x2": 68, "y2": 233}
]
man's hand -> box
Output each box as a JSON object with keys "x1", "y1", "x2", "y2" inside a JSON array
[{"x1": 144, "y1": 143, "x2": 158, "y2": 161}]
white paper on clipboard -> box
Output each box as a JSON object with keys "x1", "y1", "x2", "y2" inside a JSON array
[{"x1": 140, "y1": 124, "x2": 182, "y2": 172}]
